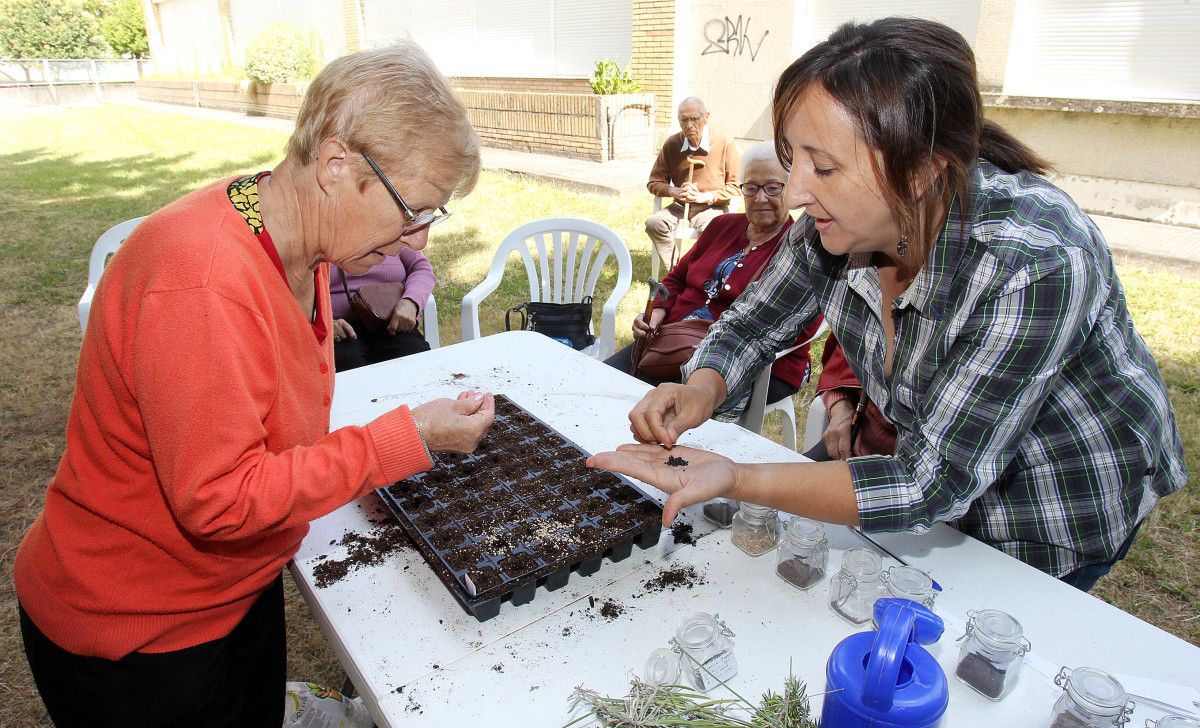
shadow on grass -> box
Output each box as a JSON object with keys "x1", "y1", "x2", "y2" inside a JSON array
[{"x1": 0, "y1": 147, "x2": 277, "y2": 308}]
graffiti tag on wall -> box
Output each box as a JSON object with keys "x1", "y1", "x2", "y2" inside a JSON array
[{"x1": 702, "y1": 15, "x2": 769, "y2": 61}]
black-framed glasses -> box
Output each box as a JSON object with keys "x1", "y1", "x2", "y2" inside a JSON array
[
  {"x1": 740, "y1": 182, "x2": 785, "y2": 197},
  {"x1": 361, "y1": 150, "x2": 451, "y2": 235}
]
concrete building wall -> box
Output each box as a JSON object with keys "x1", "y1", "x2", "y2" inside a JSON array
[
  {"x1": 630, "y1": 0, "x2": 675, "y2": 134},
  {"x1": 975, "y1": 0, "x2": 1015, "y2": 90},
  {"x1": 685, "y1": 0, "x2": 794, "y2": 144}
]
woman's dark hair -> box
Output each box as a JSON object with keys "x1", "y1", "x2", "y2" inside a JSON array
[{"x1": 772, "y1": 18, "x2": 1052, "y2": 260}]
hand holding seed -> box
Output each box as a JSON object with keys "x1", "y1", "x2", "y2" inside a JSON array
[{"x1": 587, "y1": 444, "x2": 739, "y2": 525}]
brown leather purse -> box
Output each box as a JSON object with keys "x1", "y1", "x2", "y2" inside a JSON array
[
  {"x1": 632, "y1": 318, "x2": 713, "y2": 380},
  {"x1": 632, "y1": 240, "x2": 775, "y2": 381},
  {"x1": 338, "y1": 268, "x2": 404, "y2": 333}
]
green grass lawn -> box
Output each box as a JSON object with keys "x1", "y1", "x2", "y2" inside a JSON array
[{"x1": 0, "y1": 104, "x2": 1196, "y2": 725}]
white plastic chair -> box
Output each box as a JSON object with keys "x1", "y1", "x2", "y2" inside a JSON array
[
  {"x1": 802, "y1": 395, "x2": 829, "y2": 453},
  {"x1": 79, "y1": 217, "x2": 145, "y2": 331},
  {"x1": 650, "y1": 197, "x2": 698, "y2": 280},
  {"x1": 79, "y1": 217, "x2": 442, "y2": 347},
  {"x1": 649, "y1": 195, "x2": 744, "y2": 279},
  {"x1": 738, "y1": 319, "x2": 830, "y2": 451},
  {"x1": 460, "y1": 218, "x2": 632, "y2": 360},
  {"x1": 421, "y1": 294, "x2": 440, "y2": 349}
]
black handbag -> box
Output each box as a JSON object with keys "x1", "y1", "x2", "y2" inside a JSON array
[{"x1": 505, "y1": 296, "x2": 595, "y2": 350}]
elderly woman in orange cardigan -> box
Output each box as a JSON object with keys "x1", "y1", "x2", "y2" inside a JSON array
[{"x1": 15, "y1": 43, "x2": 493, "y2": 727}]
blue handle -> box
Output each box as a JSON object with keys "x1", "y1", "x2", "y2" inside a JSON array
[{"x1": 862, "y1": 601, "x2": 914, "y2": 712}]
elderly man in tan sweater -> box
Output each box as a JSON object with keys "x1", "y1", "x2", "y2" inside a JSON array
[{"x1": 645, "y1": 97, "x2": 741, "y2": 269}]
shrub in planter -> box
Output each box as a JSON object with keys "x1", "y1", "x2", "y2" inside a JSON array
[
  {"x1": 589, "y1": 58, "x2": 641, "y2": 95},
  {"x1": 243, "y1": 23, "x2": 318, "y2": 85}
]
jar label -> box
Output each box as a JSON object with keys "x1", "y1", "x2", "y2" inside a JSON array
[{"x1": 690, "y1": 650, "x2": 738, "y2": 691}]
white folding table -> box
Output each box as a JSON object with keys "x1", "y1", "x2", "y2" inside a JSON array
[{"x1": 290, "y1": 331, "x2": 1200, "y2": 727}]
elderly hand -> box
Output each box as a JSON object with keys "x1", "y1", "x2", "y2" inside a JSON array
[
  {"x1": 632, "y1": 308, "x2": 668, "y2": 338},
  {"x1": 388, "y1": 298, "x2": 420, "y2": 335},
  {"x1": 823, "y1": 397, "x2": 857, "y2": 459},
  {"x1": 332, "y1": 319, "x2": 357, "y2": 343},
  {"x1": 628, "y1": 378, "x2": 722, "y2": 447},
  {"x1": 411, "y1": 390, "x2": 495, "y2": 454},
  {"x1": 588, "y1": 444, "x2": 739, "y2": 525}
]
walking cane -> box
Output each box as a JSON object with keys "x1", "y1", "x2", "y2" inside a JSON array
[
  {"x1": 631, "y1": 278, "x2": 670, "y2": 374},
  {"x1": 675, "y1": 157, "x2": 707, "y2": 240}
]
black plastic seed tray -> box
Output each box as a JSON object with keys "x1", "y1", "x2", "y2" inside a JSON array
[{"x1": 376, "y1": 394, "x2": 663, "y2": 621}]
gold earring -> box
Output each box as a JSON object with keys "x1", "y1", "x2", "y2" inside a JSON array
[{"x1": 897, "y1": 234, "x2": 909, "y2": 257}]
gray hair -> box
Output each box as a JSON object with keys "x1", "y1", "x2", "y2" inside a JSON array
[
  {"x1": 286, "y1": 41, "x2": 480, "y2": 197},
  {"x1": 740, "y1": 141, "x2": 785, "y2": 179},
  {"x1": 677, "y1": 96, "x2": 708, "y2": 115}
]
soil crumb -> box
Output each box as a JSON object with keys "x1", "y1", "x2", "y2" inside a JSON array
[
  {"x1": 665, "y1": 455, "x2": 689, "y2": 467},
  {"x1": 643, "y1": 565, "x2": 706, "y2": 593},
  {"x1": 671, "y1": 522, "x2": 696, "y2": 545},
  {"x1": 561, "y1": 626, "x2": 573, "y2": 637},
  {"x1": 599, "y1": 599, "x2": 625, "y2": 620},
  {"x1": 492, "y1": 663, "x2": 505, "y2": 673},
  {"x1": 313, "y1": 515, "x2": 413, "y2": 588}
]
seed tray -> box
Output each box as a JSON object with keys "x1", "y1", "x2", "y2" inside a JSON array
[{"x1": 376, "y1": 394, "x2": 663, "y2": 621}]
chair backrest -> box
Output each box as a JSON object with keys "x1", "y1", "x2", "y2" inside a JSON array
[
  {"x1": 423, "y1": 293, "x2": 440, "y2": 349},
  {"x1": 461, "y1": 217, "x2": 632, "y2": 358},
  {"x1": 738, "y1": 319, "x2": 830, "y2": 433},
  {"x1": 78, "y1": 217, "x2": 145, "y2": 331}
]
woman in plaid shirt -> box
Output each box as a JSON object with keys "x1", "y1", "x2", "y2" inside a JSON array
[{"x1": 590, "y1": 17, "x2": 1186, "y2": 590}]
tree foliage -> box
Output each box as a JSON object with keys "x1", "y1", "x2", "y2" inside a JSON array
[
  {"x1": 0, "y1": 0, "x2": 111, "y2": 59},
  {"x1": 243, "y1": 23, "x2": 319, "y2": 84},
  {"x1": 85, "y1": 0, "x2": 149, "y2": 58}
]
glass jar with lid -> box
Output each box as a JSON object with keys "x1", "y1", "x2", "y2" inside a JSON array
[
  {"x1": 775, "y1": 517, "x2": 828, "y2": 589},
  {"x1": 644, "y1": 647, "x2": 681, "y2": 686},
  {"x1": 1050, "y1": 666, "x2": 1134, "y2": 728},
  {"x1": 730, "y1": 503, "x2": 780, "y2": 556},
  {"x1": 828, "y1": 547, "x2": 887, "y2": 624},
  {"x1": 954, "y1": 609, "x2": 1031, "y2": 701},
  {"x1": 671, "y1": 612, "x2": 738, "y2": 691},
  {"x1": 885, "y1": 565, "x2": 937, "y2": 608},
  {"x1": 1148, "y1": 717, "x2": 1200, "y2": 728},
  {"x1": 703, "y1": 498, "x2": 739, "y2": 528}
]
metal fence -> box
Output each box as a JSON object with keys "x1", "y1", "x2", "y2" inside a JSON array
[{"x1": 0, "y1": 59, "x2": 151, "y2": 86}]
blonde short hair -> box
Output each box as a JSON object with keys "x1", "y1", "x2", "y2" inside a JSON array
[{"x1": 286, "y1": 42, "x2": 481, "y2": 198}]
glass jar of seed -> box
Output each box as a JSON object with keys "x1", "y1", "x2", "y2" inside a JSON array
[
  {"x1": 730, "y1": 503, "x2": 780, "y2": 556},
  {"x1": 885, "y1": 565, "x2": 937, "y2": 608},
  {"x1": 703, "y1": 498, "x2": 739, "y2": 528},
  {"x1": 828, "y1": 547, "x2": 886, "y2": 624},
  {"x1": 671, "y1": 612, "x2": 738, "y2": 691},
  {"x1": 954, "y1": 609, "x2": 1030, "y2": 701},
  {"x1": 1049, "y1": 666, "x2": 1134, "y2": 728},
  {"x1": 775, "y1": 517, "x2": 827, "y2": 589}
]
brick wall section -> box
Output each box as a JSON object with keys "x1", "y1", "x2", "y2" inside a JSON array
[
  {"x1": 630, "y1": 0, "x2": 675, "y2": 134},
  {"x1": 459, "y1": 89, "x2": 602, "y2": 160},
  {"x1": 342, "y1": 0, "x2": 361, "y2": 53},
  {"x1": 450, "y1": 77, "x2": 592, "y2": 94}
]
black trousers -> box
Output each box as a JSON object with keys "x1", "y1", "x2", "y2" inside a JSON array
[
  {"x1": 604, "y1": 342, "x2": 800, "y2": 405},
  {"x1": 20, "y1": 575, "x2": 286, "y2": 728},
  {"x1": 334, "y1": 324, "x2": 429, "y2": 372}
]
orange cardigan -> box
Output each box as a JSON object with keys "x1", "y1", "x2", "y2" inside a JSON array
[{"x1": 15, "y1": 178, "x2": 430, "y2": 660}]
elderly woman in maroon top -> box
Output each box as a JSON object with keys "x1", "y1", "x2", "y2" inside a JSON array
[
  {"x1": 607, "y1": 142, "x2": 823, "y2": 406},
  {"x1": 330, "y1": 247, "x2": 436, "y2": 371}
]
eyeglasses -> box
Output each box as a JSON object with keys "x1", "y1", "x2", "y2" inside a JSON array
[
  {"x1": 360, "y1": 150, "x2": 451, "y2": 235},
  {"x1": 678, "y1": 114, "x2": 707, "y2": 125},
  {"x1": 740, "y1": 182, "x2": 785, "y2": 197}
]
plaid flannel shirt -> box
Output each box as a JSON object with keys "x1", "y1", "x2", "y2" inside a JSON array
[{"x1": 686, "y1": 160, "x2": 1187, "y2": 576}]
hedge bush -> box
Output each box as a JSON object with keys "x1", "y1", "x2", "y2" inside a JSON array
[{"x1": 243, "y1": 23, "x2": 317, "y2": 84}]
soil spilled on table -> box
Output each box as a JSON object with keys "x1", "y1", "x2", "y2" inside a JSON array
[
  {"x1": 313, "y1": 514, "x2": 413, "y2": 588},
  {"x1": 671, "y1": 522, "x2": 696, "y2": 545},
  {"x1": 643, "y1": 565, "x2": 706, "y2": 593}
]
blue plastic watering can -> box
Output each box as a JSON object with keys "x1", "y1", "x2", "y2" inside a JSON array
[{"x1": 821, "y1": 598, "x2": 948, "y2": 728}]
